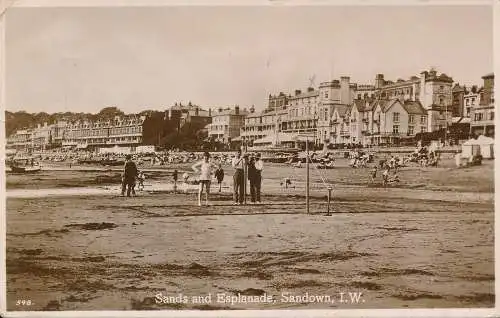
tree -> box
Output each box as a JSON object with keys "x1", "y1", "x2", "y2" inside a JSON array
[{"x1": 97, "y1": 107, "x2": 125, "y2": 120}]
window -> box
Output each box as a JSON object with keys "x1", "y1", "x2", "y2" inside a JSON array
[
  {"x1": 325, "y1": 92, "x2": 329, "y2": 99},
  {"x1": 440, "y1": 85, "x2": 444, "y2": 91},
  {"x1": 409, "y1": 115, "x2": 414, "y2": 124},
  {"x1": 466, "y1": 99, "x2": 470, "y2": 105},
  {"x1": 439, "y1": 97, "x2": 444, "y2": 105},
  {"x1": 408, "y1": 126, "x2": 414, "y2": 135},
  {"x1": 357, "y1": 94, "x2": 361, "y2": 99},
  {"x1": 466, "y1": 107, "x2": 471, "y2": 116},
  {"x1": 324, "y1": 109, "x2": 328, "y2": 121},
  {"x1": 393, "y1": 112, "x2": 400, "y2": 123},
  {"x1": 471, "y1": 98, "x2": 475, "y2": 104},
  {"x1": 392, "y1": 125, "x2": 399, "y2": 134},
  {"x1": 420, "y1": 116, "x2": 426, "y2": 124},
  {"x1": 421, "y1": 127, "x2": 426, "y2": 133},
  {"x1": 490, "y1": 112, "x2": 494, "y2": 120}
]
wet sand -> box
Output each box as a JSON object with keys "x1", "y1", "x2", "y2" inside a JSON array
[{"x1": 5, "y1": 161, "x2": 494, "y2": 310}]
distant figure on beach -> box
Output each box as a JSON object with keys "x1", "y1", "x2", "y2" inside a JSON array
[
  {"x1": 121, "y1": 154, "x2": 138, "y2": 197},
  {"x1": 248, "y1": 153, "x2": 263, "y2": 203},
  {"x1": 232, "y1": 150, "x2": 245, "y2": 205},
  {"x1": 214, "y1": 164, "x2": 224, "y2": 192},
  {"x1": 182, "y1": 172, "x2": 190, "y2": 193},
  {"x1": 370, "y1": 165, "x2": 378, "y2": 183},
  {"x1": 281, "y1": 177, "x2": 292, "y2": 189},
  {"x1": 173, "y1": 169, "x2": 178, "y2": 193},
  {"x1": 382, "y1": 167, "x2": 389, "y2": 187},
  {"x1": 192, "y1": 151, "x2": 217, "y2": 206},
  {"x1": 137, "y1": 171, "x2": 145, "y2": 191}
]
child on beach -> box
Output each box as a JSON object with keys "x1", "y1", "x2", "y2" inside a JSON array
[
  {"x1": 137, "y1": 171, "x2": 145, "y2": 191},
  {"x1": 280, "y1": 177, "x2": 292, "y2": 189},
  {"x1": 192, "y1": 151, "x2": 217, "y2": 206},
  {"x1": 370, "y1": 165, "x2": 378, "y2": 183},
  {"x1": 214, "y1": 164, "x2": 224, "y2": 192},
  {"x1": 382, "y1": 167, "x2": 389, "y2": 187}
]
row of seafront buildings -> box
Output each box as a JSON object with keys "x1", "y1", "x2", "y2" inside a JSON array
[
  {"x1": 6, "y1": 103, "x2": 212, "y2": 152},
  {"x1": 6, "y1": 69, "x2": 495, "y2": 152},
  {"x1": 240, "y1": 70, "x2": 495, "y2": 147}
]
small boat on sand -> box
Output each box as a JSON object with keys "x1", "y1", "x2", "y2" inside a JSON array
[{"x1": 8, "y1": 158, "x2": 42, "y2": 173}]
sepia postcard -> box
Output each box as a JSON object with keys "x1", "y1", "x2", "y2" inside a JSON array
[{"x1": 0, "y1": 0, "x2": 498, "y2": 317}]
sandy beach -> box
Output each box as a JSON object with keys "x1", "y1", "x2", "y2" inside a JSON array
[{"x1": 5, "y1": 159, "x2": 494, "y2": 310}]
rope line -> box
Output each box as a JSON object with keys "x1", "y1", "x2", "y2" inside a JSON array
[{"x1": 306, "y1": 153, "x2": 332, "y2": 190}]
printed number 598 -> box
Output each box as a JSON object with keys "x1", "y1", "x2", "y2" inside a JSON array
[{"x1": 16, "y1": 300, "x2": 32, "y2": 306}]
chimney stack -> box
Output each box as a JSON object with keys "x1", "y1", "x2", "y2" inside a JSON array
[
  {"x1": 340, "y1": 76, "x2": 350, "y2": 104},
  {"x1": 235, "y1": 105, "x2": 240, "y2": 115},
  {"x1": 209, "y1": 108, "x2": 211, "y2": 116},
  {"x1": 295, "y1": 89, "x2": 301, "y2": 96},
  {"x1": 307, "y1": 87, "x2": 314, "y2": 92}
]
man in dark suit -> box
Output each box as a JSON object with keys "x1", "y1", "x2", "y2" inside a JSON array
[{"x1": 121, "y1": 154, "x2": 138, "y2": 197}]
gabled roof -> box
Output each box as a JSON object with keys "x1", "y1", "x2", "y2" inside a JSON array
[
  {"x1": 332, "y1": 104, "x2": 350, "y2": 117},
  {"x1": 452, "y1": 84, "x2": 466, "y2": 92},
  {"x1": 353, "y1": 99, "x2": 366, "y2": 112},
  {"x1": 372, "y1": 98, "x2": 404, "y2": 113},
  {"x1": 402, "y1": 101, "x2": 426, "y2": 115}
]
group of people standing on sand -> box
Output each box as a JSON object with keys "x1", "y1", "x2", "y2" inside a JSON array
[
  {"x1": 192, "y1": 150, "x2": 264, "y2": 206},
  {"x1": 120, "y1": 150, "x2": 265, "y2": 204}
]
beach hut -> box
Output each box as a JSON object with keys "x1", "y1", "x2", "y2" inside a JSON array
[
  {"x1": 477, "y1": 135, "x2": 494, "y2": 159},
  {"x1": 461, "y1": 139, "x2": 481, "y2": 159}
]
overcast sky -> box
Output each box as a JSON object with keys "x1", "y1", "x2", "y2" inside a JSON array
[{"x1": 5, "y1": 4, "x2": 493, "y2": 114}]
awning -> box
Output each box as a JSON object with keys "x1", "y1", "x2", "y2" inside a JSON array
[
  {"x1": 295, "y1": 134, "x2": 315, "y2": 142},
  {"x1": 253, "y1": 133, "x2": 296, "y2": 145},
  {"x1": 453, "y1": 117, "x2": 471, "y2": 124}
]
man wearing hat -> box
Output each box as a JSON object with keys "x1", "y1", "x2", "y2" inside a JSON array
[
  {"x1": 121, "y1": 154, "x2": 138, "y2": 197},
  {"x1": 231, "y1": 149, "x2": 245, "y2": 205},
  {"x1": 253, "y1": 153, "x2": 264, "y2": 203}
]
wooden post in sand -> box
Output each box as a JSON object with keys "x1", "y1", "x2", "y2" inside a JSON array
[
  {"x1": 306, "y1": 137, "x2": 310, "y2": 214},
  {"x1": 243, "y1": 156, "x2": 247, "y2": 205},
  {"x1": 327, "y1": 186, "x2": 333, "y2": 215}
]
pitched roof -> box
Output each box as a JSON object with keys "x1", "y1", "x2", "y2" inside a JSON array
[
  {"x1": 452, "y1": 84, "x2": 466, "y2": 92},
  {"x1": 332, "y1": 104, "x2": 350, "y2": 117},
  {"x1": 372, "y1": 99, "x2": 390, "y2": 112},
  {"x1": 402, "y1": 101, "x2": 426, "y2": 115},
  {"x1": 353, "y1": 99, "x2": 366, "y2": 112}
]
